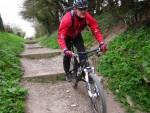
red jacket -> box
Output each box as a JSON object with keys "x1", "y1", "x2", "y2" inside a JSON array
[{"x1": 58, "y1": 11, "x2": 104, "y2": 49}]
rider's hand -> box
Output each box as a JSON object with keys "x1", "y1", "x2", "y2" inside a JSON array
[
  {"x1": 99, "y1": 42, "x2": 107, "y2": 53},
  {"x1": 64, "y1": 49, "x2": 73, "y2": 57}
]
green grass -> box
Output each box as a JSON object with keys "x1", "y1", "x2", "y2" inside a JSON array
[
  {"x1": 0, "y1": 32, "x2": 27, "y2": 113},
  {"x1": 38, "y1": 30, "x2": 97, "y2": 49},
  {"x1": 97, "y1": 26, "x2": 150, "y2": 112},
  {"x1": 38, "y1": 31, "x2": 59, "y2": 49}
]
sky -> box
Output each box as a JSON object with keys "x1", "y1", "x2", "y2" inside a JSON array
[{"x1": 0, "y1": 0, "x2": 35, "y2": 37}]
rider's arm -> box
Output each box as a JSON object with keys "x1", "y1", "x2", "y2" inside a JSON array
[
  {"x1": 86, "y1": 12, "x2": 104, "y2": 43},
  {"x1": 58, "y1": 12, "x2": 72, "y2": 50}
]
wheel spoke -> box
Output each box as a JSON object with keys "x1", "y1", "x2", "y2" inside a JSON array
[{"x1": 91, "y1": 94, "x2": 103, "y2": 113}]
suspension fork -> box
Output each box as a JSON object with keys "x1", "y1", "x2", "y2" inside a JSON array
[
  {"x1": 84, "y1": 67, "x2": 97, "y2": 98},
  {"x1": 84, "y1": 67, "x2": 95, "y2": 83},
  {"x1": 84, "y1": 68, "x2": 92, "y2": 97}
]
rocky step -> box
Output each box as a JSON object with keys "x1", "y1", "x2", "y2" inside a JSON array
[
  {"x1": 21, "y1": 56, "x2": 64, "y2": 81},
  {"x1": 20, "y1": 48, "x2": 61, "y2": 59},
  {"x1": 25, "y1": 43, "x2": 43, "y2": 49}
]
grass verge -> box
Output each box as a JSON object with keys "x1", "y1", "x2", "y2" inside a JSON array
[
  {"x1": 0, "y1": 32, "x2": 27, "y2": 113},
  {"x1": 97, "y1": 26, "x2": 150, "y2": 113}
]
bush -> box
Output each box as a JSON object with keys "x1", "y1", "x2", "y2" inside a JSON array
[{"x1": 96, "y1": 12, "x2": 121, "y2": 34}]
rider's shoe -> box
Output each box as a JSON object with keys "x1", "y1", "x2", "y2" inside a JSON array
[{"x1": 65, "y1": 73, "x2": 72, "y2": 82}]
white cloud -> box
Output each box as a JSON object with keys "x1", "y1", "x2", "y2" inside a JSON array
[{"x1": 0, "y1": 0, "x2": 35, "y2": 37}]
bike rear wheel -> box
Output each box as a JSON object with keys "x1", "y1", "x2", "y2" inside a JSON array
[{"x1": 88, "y1": 74, "x2": 107, "y2": 113}]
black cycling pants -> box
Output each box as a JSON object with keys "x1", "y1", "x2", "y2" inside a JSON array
[{"x1": 63, "y1": 34, "x2": 87, "y2": 73}]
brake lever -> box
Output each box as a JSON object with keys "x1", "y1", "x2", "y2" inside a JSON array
[
  {"x1": 96, "y1": 48, "x2": 101, "y2": 57},
  {"x1": 72, "y1": 53, "x2": 78, "y2": 58},
  {"x1": 72, "y1": 53, "x2": 80, "y2": 63}
]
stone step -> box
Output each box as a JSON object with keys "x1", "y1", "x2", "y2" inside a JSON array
[
  {"x1": 25, "y1": 43, "x2": 43, "y2": 49},
  {"x1": 22, "y1": 72, "x2": 65, "y2": 82},
  {"x1": 20, "y1": 48, "x2": 61, "y2": 59},
  {"x1": 21, "y1": 56, "x2": 64, "y2": 81},
  {"x1": 25, "y1": 40, "x2": 37, "y2": 44}
]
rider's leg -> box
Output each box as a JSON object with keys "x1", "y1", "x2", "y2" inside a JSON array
[
  {"x1": 63, "y1": 38, "x2": 72, "y2": 81},
  {"x1": 63, "y1": 56, "x2": 71, "y2": 73},
  {"x1": 73, "y1": 34, "x2": 88, "y2": 67},
  {"x1": 73, "y1": 34, "x2": 92, "y2": 83}
]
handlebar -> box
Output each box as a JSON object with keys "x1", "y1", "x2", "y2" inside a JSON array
[{"x1": 72, "y1": 47, "x2": 102, "y2": 58}]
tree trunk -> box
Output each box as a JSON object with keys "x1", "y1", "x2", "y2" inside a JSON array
[
  {"x1": 0, "y1": 14, "x2": 5, "y2": 31},
  {"x1": 96, "y1": 0, "x2": 101, "y2": 14},
  {"x1": 88, "y1": 0, "x2": 96, "y2": 15}
]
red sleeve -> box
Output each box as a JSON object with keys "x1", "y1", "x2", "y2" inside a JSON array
[
  {"x1": 86, "y1": 12, "x2": 104, "y2": 43},
  {"x1": 58, "y1": 12, "x2": 72, "y2": 49}
]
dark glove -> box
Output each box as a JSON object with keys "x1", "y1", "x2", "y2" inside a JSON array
[
  {"x1": 99, "y1": 42, "x2": 107, "y2": 53},
  {"x1": 64, "y1": 49, "x2": 73, "y2": 57}
]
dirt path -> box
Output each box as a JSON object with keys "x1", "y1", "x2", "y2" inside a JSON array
[{"x1": 21, "y1": 41, "x2": 127, "y2": 113}]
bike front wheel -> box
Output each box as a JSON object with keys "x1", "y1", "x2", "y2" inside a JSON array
[{"x1": 88, "y1": 74, "x2": 107, "y2": 113}]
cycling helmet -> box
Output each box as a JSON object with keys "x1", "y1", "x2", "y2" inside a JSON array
[{"x1": 73, "y1": 0, "x2": 88, "y2": 9}]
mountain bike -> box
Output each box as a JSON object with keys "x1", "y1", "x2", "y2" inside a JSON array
[{"x1": 69, "y1": 47, "x2": 107, "y2": 113}]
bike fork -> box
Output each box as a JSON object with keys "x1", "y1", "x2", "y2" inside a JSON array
[
  {"x1": 84, "y1": 71, "x2": 93, "y2": 98},
  {"x1": 84, "y1": 69, "x2": 98, "y2": 98}
]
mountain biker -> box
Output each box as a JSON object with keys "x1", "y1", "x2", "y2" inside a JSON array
[{"x1": 58, "y1": 0, "x2": 107, "y2": 81}]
